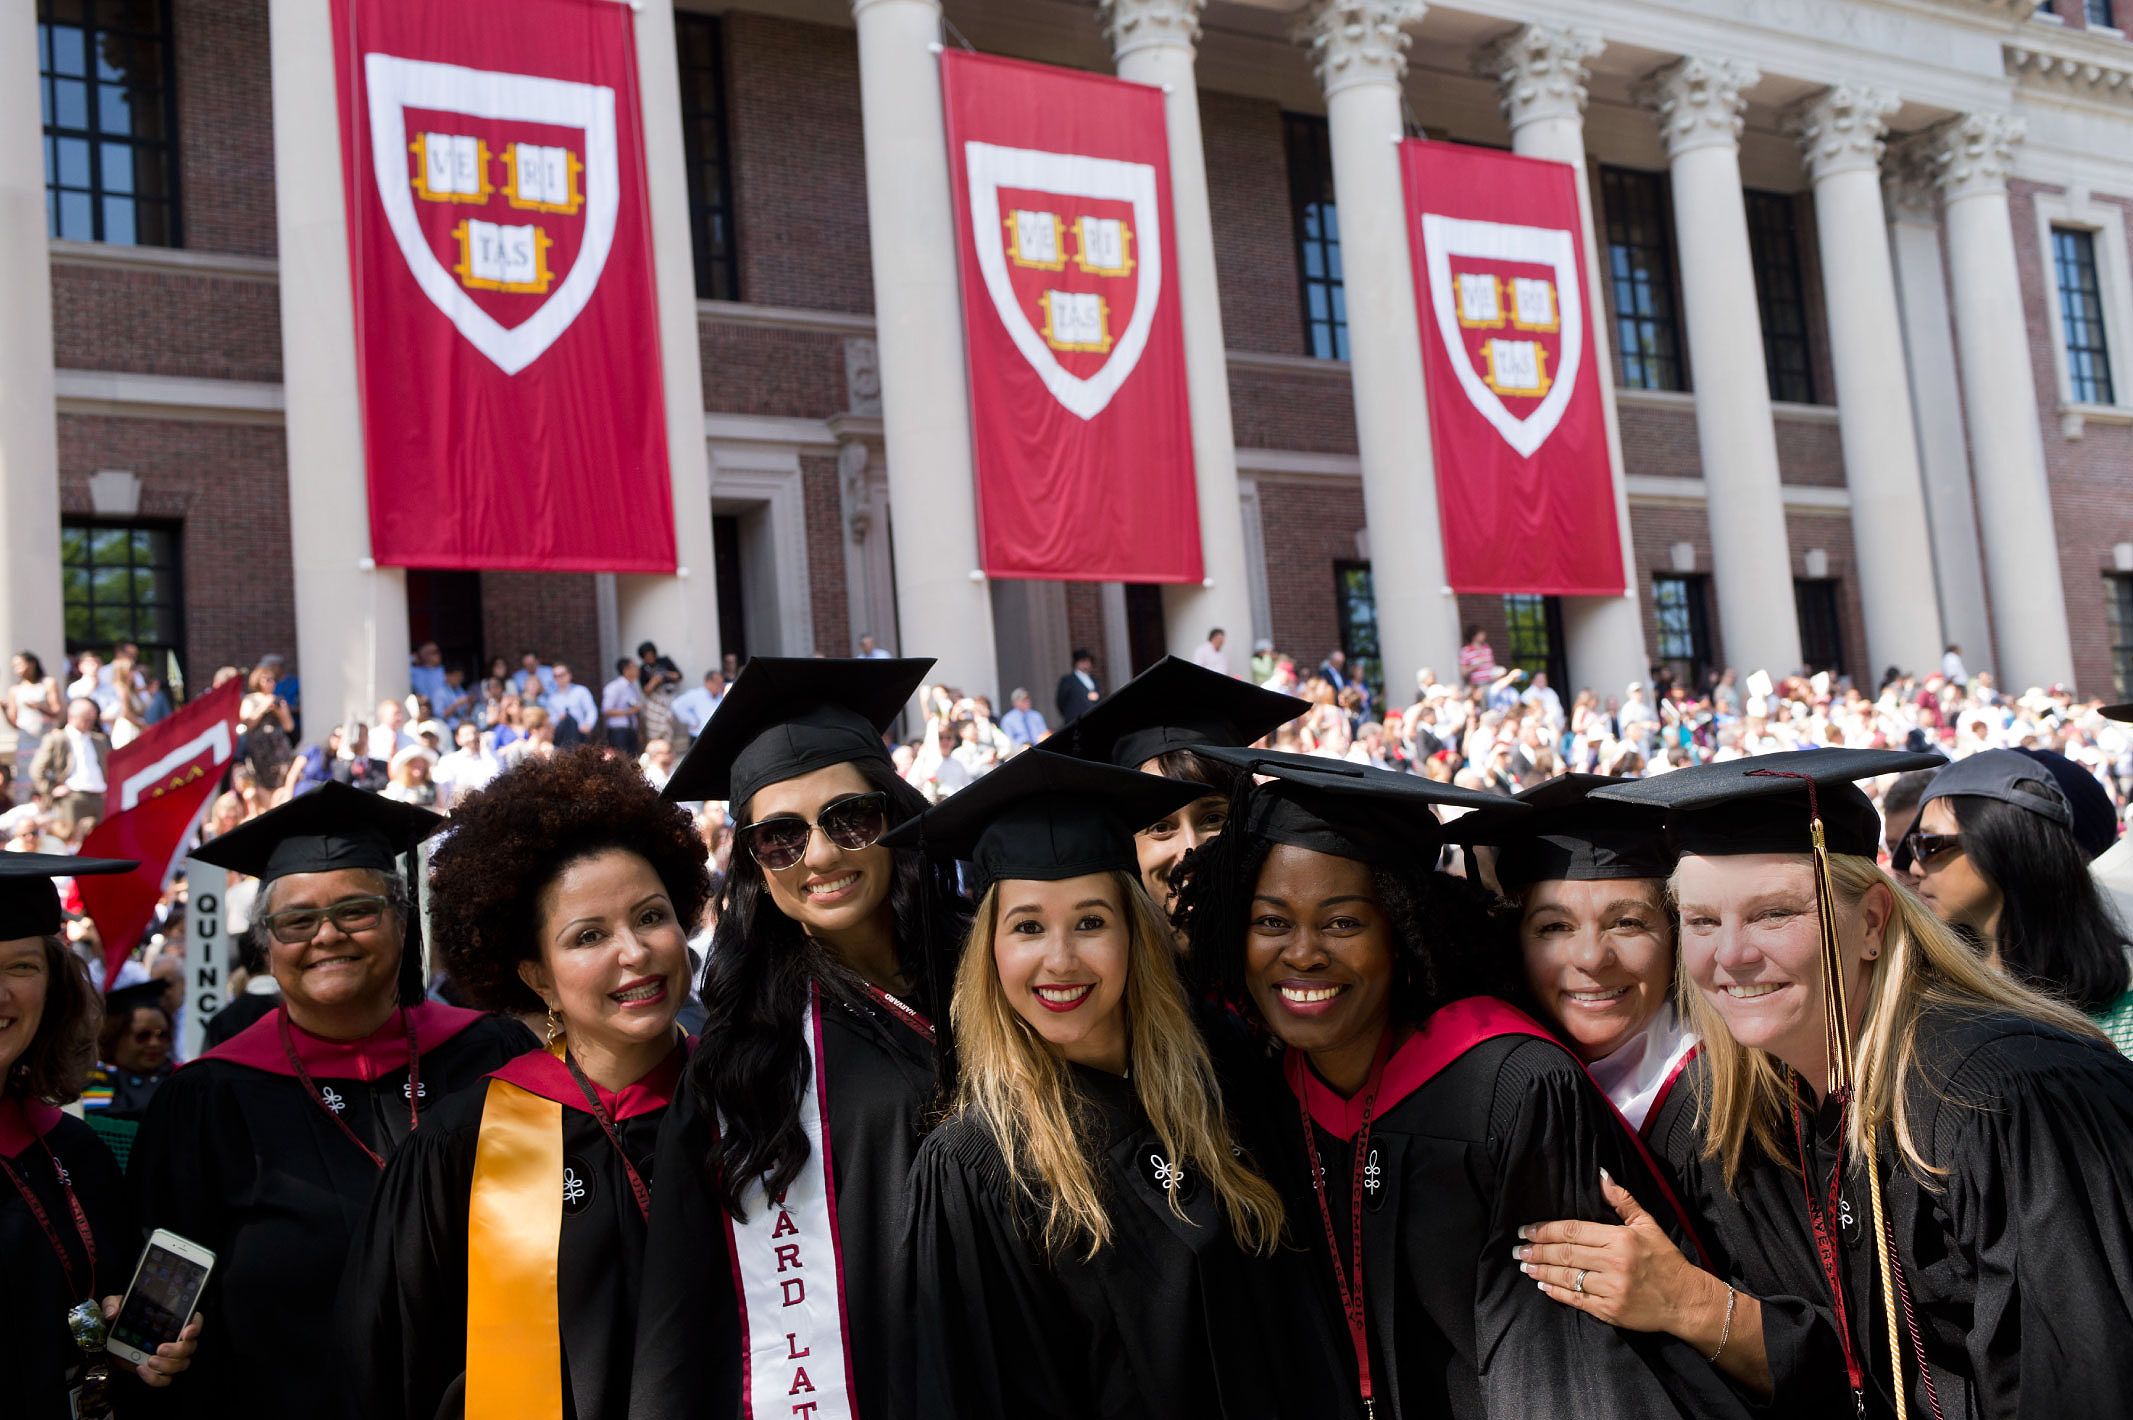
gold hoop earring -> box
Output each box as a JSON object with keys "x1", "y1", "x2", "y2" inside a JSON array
[{"x1": 543, "y1": 1007, "x2": 565, "y2": 1048}]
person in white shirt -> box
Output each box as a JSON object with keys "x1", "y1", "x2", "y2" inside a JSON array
[
  {"x1": 433, "y1": 722, "x2": 502, "y2": 809},
  {"x1": 601, "y1": 657, "x2": 645, "y2": 757},
  {"x1": 638, "y1": 738, "x2": 678, "y2": 792},
  {"x1": 668, "y1": 670, "x2": 725, "y2": 745},
  {"x1": 1941, "y1": 643, "x2": 1969, "y2": 684},
  {"x1": 513, "y1": 650, "x2": 558, "y2": 701},
  {"x1": 999, "y1": 688, "x2": 1048, "y2": 748},
  {"x1": 543, "y1": 662, "x2": 599, "y2": 748},
  {"x1": 366, "y1": 697, "x2": 412, "y2": 764},
  {"x1": 1522, "y1": 670, "x2": 1566, "y2": 731},
  {"x1": 1191, "y1": 627, "x2": 1232, "y2": 676},
  {"x1": 856, "y1": 633, "x2": 892, "y2": 660}
]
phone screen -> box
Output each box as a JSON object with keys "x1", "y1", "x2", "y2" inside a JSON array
[{"x1": 111, "y1": 1242, "x2": 210, "y2": 1354}]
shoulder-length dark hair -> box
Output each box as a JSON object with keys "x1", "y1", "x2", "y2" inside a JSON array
[
  {"x1": 1172, "y1": 808, "x2": 1507, "y2": 1030},
  {"x1": 8, "y1": 938, "x2": 100, "y2": 1105},
  {"x1": 1949, "y1": 792, "x2": 2130, "y2": 1012},
  {"x1": 689, "y1": 753, "x2": 966, "y2": 1216}
]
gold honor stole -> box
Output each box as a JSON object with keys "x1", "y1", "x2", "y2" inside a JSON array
[
  {"x1": 466, "y1": 1077, "x2": 566, "y2": 1420},
  {"x1": 724, "y1": 986, "x2": 858, "y2": 1418}
]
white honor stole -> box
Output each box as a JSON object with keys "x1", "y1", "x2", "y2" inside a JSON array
[{"x1": 724, "y1": 986, "x2": 858, "y2": 1419}]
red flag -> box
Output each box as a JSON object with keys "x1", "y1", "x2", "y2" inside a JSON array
[
  {"x1": 331, "y1": 0, "x2": 675, "y2": 572},
  {"x1": 941, "y1": 51, "x2": 1202, "y2": 583},
  {"x1": 77, "y1": 679, "x2": 244, "y2": 986},
  {"x1": 1402, "y1": 141, "x2": 1625, "y2": 596}
]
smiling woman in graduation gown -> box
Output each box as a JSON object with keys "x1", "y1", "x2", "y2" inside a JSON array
[
  {"x1": 1547, "y1": 751, "x2": 2133, "y2": 1420},
  {"x1": 127, "y1": 785, "x2": 529, "y2": 1419},
  {"x1": 1176, "y1": 749, "x2": 1749, "y2": 1420},
  {"x1": 883, "y1": 750, "x2": 1351, "y2": 1419},
  {"x1": 339, "y1": 750, "x2": 713, "y2": 1420},
  {"x1": 630, "y1": 658, "x2": 966, "y2": 1420}
]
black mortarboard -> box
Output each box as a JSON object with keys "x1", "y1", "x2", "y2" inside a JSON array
[
  {"x1": 104, "y1": 979, "x2": 171, "y2": 1017},
  {"x1": 1590, "y1": 749, "x2": 1948, "y2": 858},
  {"x1": 1445, "y1": 774, "x2": 1675, "y2": 893},
  {"x1": 1195, "y1": 746, "x2": 1515, "y2": 868},
  {"x1": 190, "y1": 781, "x2": 446, "y2": 886},
  {"x1": 0, "y1": 853, "x2": 137, "y2": 940},
  {"x1": 661, "y1": 656, "x2": 934, "y2": 810},
  {"x1": 2104, "y1": 703, "x2": 2132, "y2": 723},
  {"x1": 1062, "y1": 656, "x2": 1307, "y2": 770},
  {"x1": 880, "y1": 748, "x2": 1200, "y2": 899}
]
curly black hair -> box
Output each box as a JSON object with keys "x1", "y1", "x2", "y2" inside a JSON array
[
  {"x1": 428, "y1": 747, "x2": 713, "y2": 1016},
  {"x1": 1171, "y1": 806, "x2": 1510, "y2": 1032}
]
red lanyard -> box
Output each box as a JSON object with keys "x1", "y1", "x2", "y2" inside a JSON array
[
  {"x1": 861, "y1": 982, "x2": 935, "y2": 1045},
  {"x1": 2, "y1": 1139, "x2": 98, "y2": 1301},
  {"x1": 278, "y1": 1006, "x2": 422, "y2": 1170},
  {"x1": 1296, "y1": 1035, "x2": 1393, "y2": 1420},
  {"x1": 1791, "y1": 1086, "x2": 1866, "y2": 1412},
  {"x1": 561, "y1": 1049, "x2": 654, "y2": 1222}
]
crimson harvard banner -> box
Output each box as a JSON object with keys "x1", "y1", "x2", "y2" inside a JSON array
[
  {"x1": 941, "y1": 51, "x2": 1202, "y2": 583},
  {"x1": 332, "y1": 0, "x2": 675, "y2": 572},
  {"x1": 1402, "y1": 141, "x2": 1625, "y2": 596},
  {"x1": 77, "y1": 678, "x2": 244, "y2": 985}
]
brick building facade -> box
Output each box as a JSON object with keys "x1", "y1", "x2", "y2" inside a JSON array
[{"x1": 14, "y1": 0, "x2": 2133, "y2": 728}]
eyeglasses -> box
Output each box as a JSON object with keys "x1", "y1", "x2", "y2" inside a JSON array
[
  {"x1": 736, "y1": 792, "x2": 891, "y2": 872},
  {"x1": 131, "y1": 1028, "x2": 171, "y2": 1043},
  {"x1": 259, "y1": 895, "x2": 391, "y2": 945},
  {"x1": 1901, "y1": 830, "x2": 1964, "y2": 869}
]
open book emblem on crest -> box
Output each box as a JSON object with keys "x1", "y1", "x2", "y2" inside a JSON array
[
  {"x1": 964, "y1": 141, "x2": 1163, "y2": 422},
  {"x1": 364, "y1": 53, "x2": 620, "y2": 376},
  {"x1": 1419, "y1": 214, "x2": 1584, "y2": 459}
]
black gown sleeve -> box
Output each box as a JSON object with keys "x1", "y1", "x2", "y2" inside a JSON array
[
  {"x1": 1480, "y1": 1038, "x2": 1750, "y2": 1419},
  {"x1": 627, "y1": 1078, "x2": 741, "y2": 1420},
  {"x1": 905, "y1": 1120, "x2": 1085, "y2": 1420}
]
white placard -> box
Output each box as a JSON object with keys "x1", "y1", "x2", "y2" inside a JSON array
[{"x1": 183, "y1": 858, "x2": 229, "y2": 1062}]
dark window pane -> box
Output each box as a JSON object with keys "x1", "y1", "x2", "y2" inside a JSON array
[
  {"x1": 61, "y1": 516, "x2": 184, "y2": 679},
  {"x1": 89, "y1": 528, "x2": 129, "y2": 565},
  {"x1": 101, "y1": 195, "x2": 134, "y2": 244},
  {"x1": 2108, "y1": 576, "x2": 2133, "y2": 699},
  {"x1": 1600, "y1": 167, "x2": 1686, "y2": 392},
  {"x1": 2053, "y1": 228, "x2": 2116, "y2": 406},
  {"x1": 54, "y1": 135, "x2": 89, "y2": 187},
  {"x1": 1745, "y1": 191, "x2": 1817, "y2": 404},
  {"x1": 57, "y1": 189, "x2": 93, "y2": 239},
  {"x1": 38, "y1": 2, "x2": 178, "y2": 248},
  {"x1": 97, "y1": 80, "x2": 135, "y2": 135},
  {"x1": 676, "y1": 14, "x2": 738, "y2": 300},
  {"x1": 2088, "y1": 0, "x2": 2115, "y2": 26},
  {"x1": 48, "y1": 24, "x2": 85, "y2": 77},
  {"x1": 1286, "y1": 114, "x2": 1347, "y2": 363},
  {"x1": 99, "y1": 140, "x2": 132, "y2": 193},
  {"x1": 52, "y1": 77, "x2": 87, "y2": 128},
  {"x1": 98, "y1": 0, "x2": 164, "y2": 34}
]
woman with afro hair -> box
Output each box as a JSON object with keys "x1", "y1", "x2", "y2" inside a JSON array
[
  {"x1": 337, "y1": 747, "x2": 711, "y2": 1420},
  {"x1": 1172, "y1": 749, "x2": 1749, "y2": 1420}
]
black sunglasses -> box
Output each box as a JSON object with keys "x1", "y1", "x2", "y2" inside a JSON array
[
  {"x1": 1901, "y1": 830, "x2": 1964, "y2": 868},
  {"x1": 736, "y1": 792, "x2": 892, "y2": 872}
]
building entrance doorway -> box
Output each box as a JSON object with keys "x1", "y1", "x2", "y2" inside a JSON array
[{"x1": 405, "y1": 570, "x2": 484, "y2": 678}]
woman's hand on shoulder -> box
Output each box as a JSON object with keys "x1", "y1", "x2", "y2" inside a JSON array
[{"x1": 1513, "y1": 1169, "x2": 1712, "y2": 1334}]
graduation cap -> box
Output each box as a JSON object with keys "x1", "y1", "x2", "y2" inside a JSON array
[
  {"x1": 0, "y1": 853, "x2": 137, "y2": 940},
  {"x1": 1887, "y1": 748, "x2": 2091, "y2": 871},
  {"x1": 1061, "y1": 656, "x2": 1308, "y2": 771},
  {"x1": 880, "y1": 747, "x2": 1201, "y2": 900},
  {"x1": 661, "y1": 656, "x2": 935, "y2": 809},
  {"x1": 1587, "y1": 748, "x2": 1947, "y2": 860},
  {"x1": 103, "y1": 978, "x2": 172, "y2": 1020},
  {"x1": 1193, "y1": 746, "x2": 1515, "y2": 868},
  {"x1": 192, "y1": 782, "x2": 448, "y2": 1004},
  {"x1": 1444, "y1": 774, "x2": 1674, "y2": 895},
  {"x1": 2104, "y1": 703, "x2": 2132, "y2": 723}
]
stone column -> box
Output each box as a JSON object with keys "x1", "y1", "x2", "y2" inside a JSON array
[
  {"x1": 1637, "y1": 57, "x2": 1802, "y2": 675},
  {"x1": 615, "y1": 0, "x2": 722, "y2": 681},
  {"x1": 1298, "y1": 0, "x2": 1461, "y2": 691},
  {"x1": 1786, "y1": 85, "x2": 1944, "y2": 674},
  {"x1": 268, "y1": 0, "x2": 409, "y2": 732},
  {"x1": 0, "y1": 8, "x2": 63, "y2": 669},
  {"x1": 1479, "y1": 24, "x2": 1647, "y2": 698},
  {"x1": 1100, "y1": 0, "x2": 1258, "y2": 662},
  {"x1": 1882, "y1": 158, "x2": 1993, "y2": 666},
  {"x1": 852, "y1": 0, "x2": 999, "y2": 697},
  {"x1": 1925, "y1": 113, "x2": 2075, "y2": 689}
]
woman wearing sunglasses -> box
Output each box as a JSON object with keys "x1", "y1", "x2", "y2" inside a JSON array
[
  {"x1": 631, "y1": 658, "x2": 967, "y2": 1420},
  {"x1": 340, "y1": 749, "x2": 709, "y2": 1420},
  {"x1": 1896, "y1": 749, "x2": 2133, "y2": 1050}
]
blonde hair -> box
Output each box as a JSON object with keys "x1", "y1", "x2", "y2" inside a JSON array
[
  {"x1": 1681, "y1": 853, "x2": 2103, "y2": 1187},
  {"x1": 950, "y1": 870, "x2": 1287, "y2": 1261}
]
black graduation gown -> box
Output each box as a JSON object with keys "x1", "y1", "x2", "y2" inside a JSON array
[
  {"x1": 1272, "y1": 1002, "x2": 1751, "y2": 1420},
  {"x1": 200, "y1": 991, "x2": 279, "y2": 1050},
  {"x1": 338, "y1": 1043, "x2": 685, "y2": 1420},
  {"x1": 1653, "y1": 1007, "x2": 2133, "y2": 1420},
  {"x1": 905, "y1": 1062, "x2": 1356, "y2": 1420},
  {"x1": 127, "y1": 1003, "x2": 531, "y2": 1419},
  {"x1": 3, "y1": 1099, "x2": 135, "y2": 1420},
  {"x1": 629, "y1": 987, "x2": 936, "y2": 1420}
]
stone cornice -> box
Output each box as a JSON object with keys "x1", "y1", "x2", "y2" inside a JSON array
[
  {"x1": 1099, "y1": 0, "x2": 1203, "y2": 62},
  {"x1": 1297, "y1": 0, "x2": 1427, "y2": 100},
  {"x1": 1475, "y1": 23, "x2": 1604, "y2": 131},
  {"x1": 1787, "y1": 85, "x2": 1901, "y2": 182},
  {"x1": 1637, "y1": 55, "x2": 1760, "y2": 158},
  {"x1": 2005, "y1": 32, "x2": 2133, "y2": 105}
]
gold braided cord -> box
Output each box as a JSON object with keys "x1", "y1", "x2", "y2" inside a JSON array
[{"x1": 1867, "y1": 1141, "x2": 1906, "y2": 1420}]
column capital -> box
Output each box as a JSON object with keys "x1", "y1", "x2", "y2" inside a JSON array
[
  {"x1": 1881, "y1": 139, "x2": 1942, "y2": 226},
  {"x1": 1297, "y1": 0, "x2": 1426, "y2": 101},
  {"x1": 1923, "y1": 112, "x2": 2026, "y2": 203},
  {"x1": 1099, "y1": 0, "x2": 1203, "y2": 62},
  {"x1": 1636, "y1": 55, "x2": 1759, "y2": 159},
  {"x1": 1475, "y1": 24, "x2": 1603, "y2": 132},
  {"x1": 1786, "y1": 84, "x2": 1899, "y2": 183}
]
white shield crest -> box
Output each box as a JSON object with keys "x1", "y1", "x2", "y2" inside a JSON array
[
  {"x1": 964, "y1": 141, "x2": 1163, "y2": 422},
  {"x1": 1419, "y1": 214, "x2": 1584, "y2": 459},
  {"x1": 364, "y1": 53, "x2": 619, "y2": 377}
]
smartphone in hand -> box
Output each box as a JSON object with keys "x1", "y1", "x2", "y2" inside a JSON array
[{"x1": 105, "y1": 1229, "x2": 215, "y2": 1368}]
